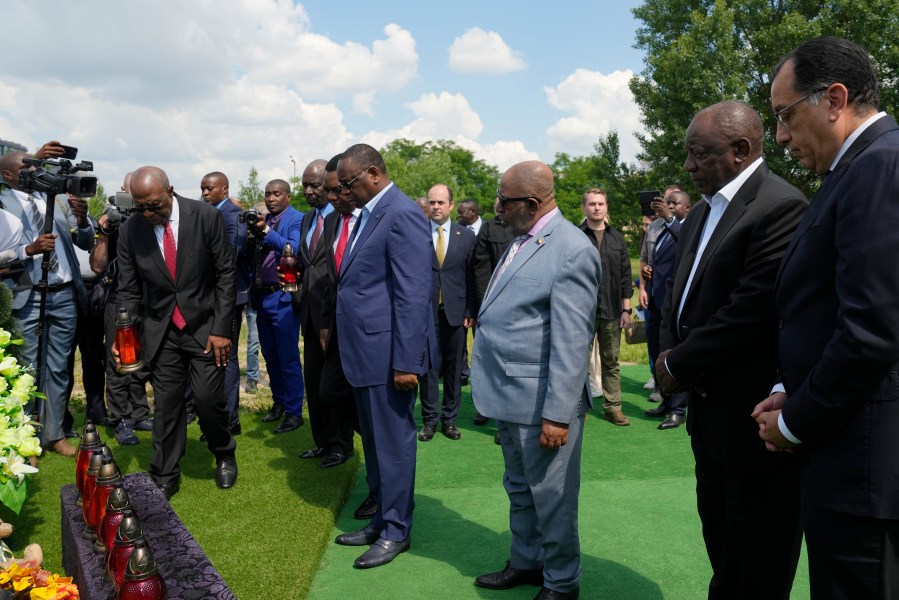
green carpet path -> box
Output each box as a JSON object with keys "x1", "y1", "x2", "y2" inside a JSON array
[{"x1": 309, "y1": 364, "x2": 811, "y2": 600}]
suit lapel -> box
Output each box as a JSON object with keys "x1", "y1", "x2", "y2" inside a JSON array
[
  {"x1": 670, "y1": 202, "x2": 708, "y2": 312},
  {"x1": 340, "y1": 188, "x2": 394, "y2": 277},
  {"x1": 299, "y1": 208, "x2": 314, "y2": 261},
  {"x1": 479, "y1": 214, "x2": 561, "y2": 315}
]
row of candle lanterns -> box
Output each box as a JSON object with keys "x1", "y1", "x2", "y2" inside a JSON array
[{"x1": 76, "y1": 422, "x2": 167, "y2": 600}]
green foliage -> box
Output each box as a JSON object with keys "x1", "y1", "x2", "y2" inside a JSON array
[
  {"x1": 237, "y1": 167, "x2": 264, "y2": 208},
  {"x1": 551, "y1": 132, "x2": 653, "y2": 255},
  {"x1": 288, "y1": 174, "x2": 306, "y2": 211},
  {"x1": 380, "y1": 139, "x2": 501, "y2": 217},
  {"x1": 631, "y1": 0, "x2": 899, "y2": 197},
  {"x1": 87, "y1": 182, "x2": 107, "y2": 218}
]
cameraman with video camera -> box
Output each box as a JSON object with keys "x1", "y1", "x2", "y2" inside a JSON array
[
  {"x1": 0, "y1": 141, "x2": 96, "y2": 457},
  {"x1": 90, "y1": 171, "x2": 152, "y2": 446}
]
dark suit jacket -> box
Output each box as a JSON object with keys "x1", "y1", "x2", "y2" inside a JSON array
[
  {"x1": 579, "y1": 222, "x2": 632, "y2": 320},
  {"x1": 117, "y1": 194, "x2": 236, "y2": 362},
  {"x1": 471, "y1": 216, "x2": 512, "y2": 313},
  {"x1": 298, "y1": 206, "x2": 331, "y2": 336},
  {"x1": 650, "y1": 218, "x2": 682, "y2": 309},
  {"x1": 336, "y1": 185, "x2": 436, "y2": 386},
  {"x1": 776, "y1": 115, "x2": 899, "y2": 519},
  {"x1": 660, "y1": 163, "x2": 807, "y2": 464},
  {"x1": 218, "y1": 200, "x2": 249, "y2": 306},
  {"x1": 430, "y1": 222, "x2": 476, "y2": 326}
]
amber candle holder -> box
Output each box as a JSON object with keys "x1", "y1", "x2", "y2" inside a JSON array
[
  {"x1": 115, "y1": 307, "x2": 143, "y2": 374},
  {"x1": 279, "y1": 243, "x2": 300, "y2": 292}
]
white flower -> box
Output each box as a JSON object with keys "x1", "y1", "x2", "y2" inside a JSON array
[
  {"x1": 17, "y1": 436, "x2": 40, "y2": 458},
  {"x1": 0, "y1": 357, "x2": 17, "y2": 378},
  {"x1": 0, "y1": 329, "x2": 11, "y2": 347},
  {"x1": 1, "y1": 450, "x2": 38, "y2": 484}
]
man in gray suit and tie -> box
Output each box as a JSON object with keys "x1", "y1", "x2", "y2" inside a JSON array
[{"x1": 471, "y1": 161, "x2": 601, "y2": 600}]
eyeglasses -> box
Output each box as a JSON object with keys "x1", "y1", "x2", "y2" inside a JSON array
[
  {"x1": 774, "y1": 86, "x2": 828, "y2": 129},
  {"x1": 323, "y1": 185, "x2": 347, "y2": 196},
  {"x1": 337, "y1": 167, "x2": 373, "y2": 192},
  {"x1": 496, "y1": 192, "x2": 547, "y2": 207},
  {"x1": 135, "y1": 203, "x2": 163, "y2": 214}
]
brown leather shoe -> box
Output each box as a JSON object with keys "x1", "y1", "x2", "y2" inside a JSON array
[
  {"x1": 48, "y1": 438, "x2": 77, "y2": 457},
  {"x1": 603, "y1": 410, "x2": 631, "y2": 426}
]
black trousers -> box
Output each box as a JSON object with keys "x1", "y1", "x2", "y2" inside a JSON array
[
  {"x1": 149, "y1": 324, "x2": 235, "y2": 485},
  {"x1": 692, "y1": 431, "x2": 802, "y2": 600},
  {"x1": 65, "y1": 302, "x2": 107, "y2": 426},
  {"x1": 303, "y1": 323, "x2": 329, "y2": 449},
  {"x1": 103, "y1": 300, "x2": 150, "y2": 424},
  {"x1": 420, "y1": 308, "x2": 465, "y2": 426},
  {"x1": 805, "y1": 502, "x2": 899, "y2": 600},
  {"x1": 319, "y1": 326, "x2": 357, "y2": 455}
]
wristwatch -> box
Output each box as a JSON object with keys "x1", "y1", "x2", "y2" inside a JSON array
[{"x1": 621, "y1": 308, "x2": 633, "y2": 315}]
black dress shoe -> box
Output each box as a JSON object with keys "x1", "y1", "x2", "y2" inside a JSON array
[
  {"x1": 442, "y1": 423, "x2": 461, "y2": 440},
  {"x1": 644, "y1": 406, "x2": 667, "y2": 417},
  {"x1": 353, "y1": 537, "x2": 410, "y2": 568},
  {"x1": 353, "y1": 495, "x2": 378, "y2": 520},
  {"x1": 418, "y1": 424, "x2": 436, "y2": 441},
  {"x1": 473, "y1": 413, "x2": 489, "y2": 426},
  {"x1": 261, "y1": 403, "x2": 285, "y2": 422},
  {"x1": 186, "y1": 411, "x2": 196, "y2": 424},
  {"x1": 64, "y1": 429, "x2": 80, "y2": 439},
  {"x1": 659, "y1": 413, "x2": 685, "y2": 430},
  {"x1": 229, "y1": 421, "x2": 242, "y2": 436},
  {"x1": 300, "y1": 447, "x2": 327, "y2": 459},
  {"x1": 533, "y1": 586, "x2": 579, "y2": 599},
  {"x1": 155, "y1": 480, "x2": 180, "y2": 500},
  {"x1": 216, "y1": 457, "x2": 238, "y2": 489},
  {"x1": 321, "y1": 451, "x2": 353, "y2": 469},
  {"x1": 134, "y1": 419, "x2": 154, "y2": 432},
  {"x1": 274, "y1": 415, "x2": 304, "y2": 433},
  {"x1": 475, "y1": 560, "x2": 543, "y2": 589},
  {"x1": 335, "y1": 525, "x2": 380, "y2": 546},
  {"x1": 460, "y1": 374, "x2": 470, "y2": 386}
]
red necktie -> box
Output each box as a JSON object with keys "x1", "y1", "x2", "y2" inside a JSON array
[
  {"x1": 163, "y1": 222, "x2": 187, "y2": 330},
  {"x1": 334, "y1": 214, "x2": 351, "y2": 272},
  {"x1": 310, "y1": 211, "x2": 324, "y2": 254}
]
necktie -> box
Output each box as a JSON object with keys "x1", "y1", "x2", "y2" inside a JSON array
[
  {"x1": 29, "y1": 195, "x2": 59, "y2": 273},
  {"x1": 486, "y1": 235, "x2": 527, "y2": 299},
  {"x1": 309, "y1": 211, "x2": 323, "y2": 254},
  {"x1": 163, "y1": 222, "x2": 187, "y2": 330},
  {"x1": 334, "y1": 214, "x2": 352, "y2": 272},
  {"x1": 436, "y1": 226, "x2": 446, "y2": 266}
]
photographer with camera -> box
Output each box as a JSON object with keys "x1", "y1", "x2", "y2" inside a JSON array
[
  {"x1": 0, "y1": 143, "x2": 96, "y2": 457},
  {"x1": 90, "y1": 172, "x2": 152, "y2": 446}
]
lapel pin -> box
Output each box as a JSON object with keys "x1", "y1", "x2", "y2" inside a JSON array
[{"x1": 536, "y1": 237, "x2": 545, "y2": 246}]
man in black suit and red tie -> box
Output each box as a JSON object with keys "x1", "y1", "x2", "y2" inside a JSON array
[
  {"x1": 418, "y1": 183, "x2": 476, "y2": 442},
  {"x1": 655, "y1": 101, "x2": 808, "y2": 599},
  {"x1": 116, "y1": 166, "x2": 237, "y2": 499},
  {"x1": 755, "y1": 36, "x2": 899, "y2": 599}
]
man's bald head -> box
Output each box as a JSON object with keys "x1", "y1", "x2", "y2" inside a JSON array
[
  {"x1": 122, "y1": 171, "x2": 134, "y2": 193},
  {"x1": 130, "y1": 166, "x2": 174, "y2": 225},
  {"x1": 497, "y1": 161, "x2": 557, "y2": 235},
  {"x1": 302, "y1": 159, "x2": 328, "y2": 209},
  {"x1": 694, "y1": 101, "x2": 765, "y2": 161}
]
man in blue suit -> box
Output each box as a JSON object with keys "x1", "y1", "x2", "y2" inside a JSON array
[
  {"x1": 331, "y1": 143, "x2": 436, "y2": 569},
  {"x1": 418, "y1": 183, "x2": 476, "y2": 442},
  {"x1": 472, "y1": 161, "x2": 600, "y2": 600},
  {"x1": 201, "y1": 172, "x2": 248, "y2": 435},
  {"x1": 757, "y1": 36, "x2": 899, "y2": 598},
  {"x1": 250, "y1": 180, "x2": 305, "y2": 433}
]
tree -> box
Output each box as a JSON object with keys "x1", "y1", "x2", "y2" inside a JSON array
[
  {"x1": 87, "y1": 182, "x2": 107, "y2": 217},
  {"x1": 380, "y1": 139, "x2": 501, "y2": 218},
  {"x1": 630, "y1": 0, "x2": 899, "y2": 195},
  {"x1": 237, "y1": 167, "x2": 263, "y2": 208}
]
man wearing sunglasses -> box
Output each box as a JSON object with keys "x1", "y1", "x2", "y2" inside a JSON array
[
  {"x1": 115, "y1": 166, "x2": 237, "y2": 499},
  {"x1": 472, "y1": 161, "x2": 600, "y2": 600},
  {"x1": 756, "y1": 37, "x2": 899, "y2": 598},
  {"x1": 330, "y1": 144, "x2": 436, "y2": 569}
]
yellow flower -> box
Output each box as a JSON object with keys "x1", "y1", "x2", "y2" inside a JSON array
[
  {"x1": 0, "y1": 357, "x2": 17, "y2": 377},
  {"x1": 0, "y1": 329, "x2": 11, "y2": 347}
]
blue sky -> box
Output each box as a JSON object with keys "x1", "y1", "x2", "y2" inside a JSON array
[{"x1": 0, "y1": 0, "x2": 647, "y2": 193}]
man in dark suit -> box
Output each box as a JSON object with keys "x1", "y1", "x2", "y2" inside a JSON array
[
  {"x1": 755, "y1": 37, "x2": 899, "y2": 598},
  {"x1": 296, "y1": 159, "x2": 351, "y2": 468},
  {"x1": 250, "y1": 179, "x2": 305, "y2": 434},
  {"x1": 418, "y1": 183, "x2": 476, "y2": 442},
  {"x1": 655, "y1": 101, "x2": 807, "y2": 599},
  {"x1": 643, "y1": 189, "x2": 690, "y2": 429},
  {"x1": 116, "y1": 166, "x2": 237, "y2": 499},
  {"x1": 331, "y1": 144, "x2": 436, "y2": 569},
  {"x1": 201, "y1": 171, "x2": 247, "y2": 436}
]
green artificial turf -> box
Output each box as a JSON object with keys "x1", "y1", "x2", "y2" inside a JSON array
[{"x1": 6, "y1": 365, "x2": 811, "y2": 599}]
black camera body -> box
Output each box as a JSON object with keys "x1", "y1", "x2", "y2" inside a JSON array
[
  {"x1": 99, "y1": 192, "x2": 139, "y2": 235},
  {"x1": 238, "y1": 209, "x2": 259, "y2": 224},
  {"x1": 19, "y1": 157, "x2": 97, "y2": 198}
]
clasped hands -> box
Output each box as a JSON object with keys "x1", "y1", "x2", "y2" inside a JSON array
[{"x1": 751, "y1": 392, "x2": 796, "y2": 453}]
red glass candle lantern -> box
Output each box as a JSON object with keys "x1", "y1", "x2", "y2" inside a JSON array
[
  {"x1": 115, "y1": 307, "x2": 143, "y2": 373},
  {"x1": 117, "y1": 540, "x2": 167, "y2": 600},
  {"x1": 107, "y1": 512, "x2": 143, "y2": 592},
  {"x1": 82, "y1": 445, "x2": 110, "y2": 540},
  {"x1": 91, "y1": 458, "x2": 123, "y2": 537},
  {"x1": 76, "y1": 422, "x2": 101, "y2": 501},
  {"x1": 98, "y1": 484, "x2": 132, "y2": 556},
  {"x1": 279, "y1": 243, "x2": 300, "y2": 292}
]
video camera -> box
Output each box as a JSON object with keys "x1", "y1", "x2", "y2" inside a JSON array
[
  {"x1": 239, "y1": 209, "x2": 263, "y2": 239},
  {"x1": 19, "y1": 153, "x2": 97, "y2": 198},
  {"x1": 99, "y1": 192, "x2": 138, "y2": 235}
]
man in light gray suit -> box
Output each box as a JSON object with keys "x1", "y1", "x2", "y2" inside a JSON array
[{"x1": 471, "y1": 161, "x2": 600, "y2": 600}]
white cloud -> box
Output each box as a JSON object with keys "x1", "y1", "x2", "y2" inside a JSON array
[
  {"x1": 544, "y1": 68, "x2": 644, "y2": 164},
  {"x1": 448, "y1": 28, "x2": 527, "y2": 74},
  {"x1": 360, "y1": 91, "x2": 536, "y2": 172}
]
